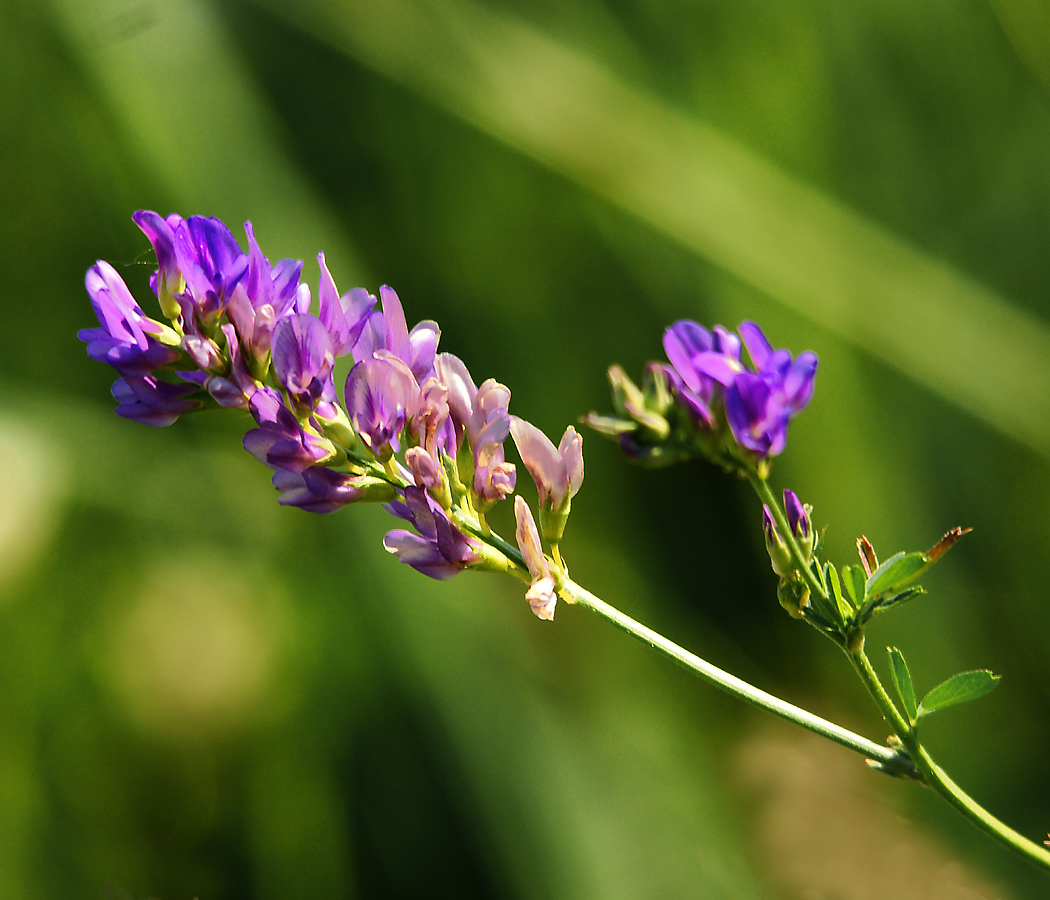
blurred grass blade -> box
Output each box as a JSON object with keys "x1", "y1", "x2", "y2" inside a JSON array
[
  {"x1": 991, "y1": 0, "x2": 1050, "y2": 93},
  {"x1": 257, "y1": 0, "x2": 1050, "y2": 458},
  {"x1": 45, "y1": 0, "x2": 363, "y2": 272}
]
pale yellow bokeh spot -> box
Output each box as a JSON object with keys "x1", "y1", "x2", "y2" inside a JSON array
[
  {"x1": 109, "y1": 556, "x2": 282, "y2": 739},
  {"x1": 0, "y1": 415, "x2": 65, "y2": 592}
]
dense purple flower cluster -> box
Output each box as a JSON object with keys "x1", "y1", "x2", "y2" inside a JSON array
[
  {"x1": 586, "y1": 318, "x2": 816, "y2": 472},
  {"x1": 80, "y1": 211, "x2": 583, "y2": 615},
  {"x1": 662, "y1": 320, "x2": 817, "y2": 459}
]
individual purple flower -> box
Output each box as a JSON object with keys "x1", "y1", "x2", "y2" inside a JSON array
[
  {"x1": 514, "y1": 496, "x2": 557, "y2": 621},
  {"x1": 79, "y1": 261, "x2": 182, "y2": 377},
  {"x1": 272, "y1": 467, "x2": 395, "y2": 514},
  {"x1": 317, "y1": 252, "x2": 376, "y2": 357},
  {"x1": 225, "y1": 221, "x2": 306, "y2": 368},
  {"x1": 353, "y1": 285, "x2": 440, "y2": 382},
  {"x1": 195, "y1": 323, "x2": 256, "y2": 409},
  {"x1": 383, "y1": 486, "x2": 480, "y2": 579},
  {"x1": 181, "y1": 331, "x2": 224, "y2": 373},
  {"x1": 344, "y1": 354, "x2": 420, "y2": 457},
  {"x1": 510, "y1": 419, "x2": 583, "y2": 508},
  {"x1": 435, "y1": 354, "x2": 517, "y2": 506},
  {"x1": 271, "y1": 313, "x2": 336, "y2": 410},
  {"x1": 401, "y1": 378, "x2": 457, "y2": 507},
  {"x1": 404, "y1": 446, "x2": 447, "y2": 502},
  {"x1": 111, "y1": 375, "x2": 202, "y2": 427},
  {"x1": 133, "y1": 210, "x2": 184, "y2": 319},
  {"x1": 171, "y1": 215, "x2": 249, "y2": 324},
  {"x1": 410, "y1": 376, "x2": 457, "y2": 461},
  {"x1": 662, "y1": 321, "x2": 741, "y2": 427},
  {"x1": 243, "y1": 387, "x2": 335, "y2": 473}
]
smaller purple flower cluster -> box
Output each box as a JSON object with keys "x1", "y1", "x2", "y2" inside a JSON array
[
  {"x1": 586, "y1": 319, "x2": 816, "y2": 471},
  {"x1": 81, "y1": 211, "x2": 584, "y2": 617}
]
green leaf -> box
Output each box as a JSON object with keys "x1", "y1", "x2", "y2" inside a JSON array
[
  {"x1": 808, "y1": 563, "x2": 839, "y2": 624},
  {"x1": 841, "y1": 564, "x2": 866, "y2": 606},
  {"x1": 866, "y1": 551, "x2": 926, "y2": 596},
  {"x1": 826, "y1": 561, "x2": 853, "y2": 624},
  {"x1": 876, "y1": 586, "x2": 925, "y2": 613},
  {"x1": 887, "y1": 647, "x2": 918, "y2": 721},
  {"x1": 919, "y1": 670, "x2": 1001, "y2": 718},
  {"x1": 813, "y1": 526, "x2": 827, "y2": 558}
]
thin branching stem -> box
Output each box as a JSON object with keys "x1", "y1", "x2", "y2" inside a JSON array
[{"x1": 558, "y1": 576, "x2": 912, "y2": 772}]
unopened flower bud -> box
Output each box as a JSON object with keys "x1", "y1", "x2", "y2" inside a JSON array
[
  {"x1": 509, "y1": 418, "x2": 583, "y2": 545},
  {"x1": 609, "y1": 364, "x2": 669, "y2": 439},
  {"x1": 763, "y1": 505, "x2": 793, "y2": 579},
  {"x1": 405, "y1": 446, "x2": 452, "y2": 509},
  {"x1": 514, "y1": 496, "x2": 559, "y2": 621},
  {"x1": 316, "y1": 406, "x2": 359, "y2": 454},
  {"x1": 777, "y1": 579, "x2": 809, "y2": 618},
  {"x1": 641, "y1": 362, "x2": 674, "y2": 416},
  {"x1": 784, "y1": 489, "x2": 814, "y2": 562}
]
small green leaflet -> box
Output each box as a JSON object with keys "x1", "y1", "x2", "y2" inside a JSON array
[
  {"x1": 887, "y1": 646, "x2": 918, "y2": 721},
  {"x1": 841, "y1": 564, "x2": 866, "y2": 605},
  {"x1": 826, "y1": 562, "x2": 853, "y2": 624},
  {"x1": 866, "y1": 551, "x2": 926, "y2": 596},
  {"x1": 918, "y1": 670, "x2": 1001, "y2": 718},
  {"x1": 875, "y1": 586, "x2": 925, "y2": 614}
]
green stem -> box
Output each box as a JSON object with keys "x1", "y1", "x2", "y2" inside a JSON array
[
  {"x1": 749, "y1": 475, "x2": 828, "y2": 601},
  {"x1": 559, "y1": 575, "x2": 914, "y2": 774},
  {"x1": 849, "y1": 645, "x2": 1050, "y2": 872}
]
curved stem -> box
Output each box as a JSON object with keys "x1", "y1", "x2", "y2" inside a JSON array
[
  {"x1": 849, "y1": 646, "x2": 1050, "y2": 872},
  {"x1": 559, "y1": 575, "x2": 915, "y2": 774},
  {"x1": 748, "y1": 475, "x2": 828, "y2": 601}
]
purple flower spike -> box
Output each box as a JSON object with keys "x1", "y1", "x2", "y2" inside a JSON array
[
  {"x1": 272, "y1": 314, "x2": 336, "y2": 409},
  {"x1": 344, "y1": 354, "x2": 420, "y2": 456},
  {"x1": 80, "y1": 261, "x2": 181, "y2": 377},
  {"x1": 514, "y1": 496, "x2": 557, "y2": 620},
  {"x1": 111, "y1": 376, "x2": 202, "y2": 427},
  {"x1": 383, "y1": 486, "x2": 479, "y2": 579}
]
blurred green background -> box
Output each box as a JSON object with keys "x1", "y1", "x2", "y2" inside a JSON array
[{"x1": 4, "y1": 0, "x2": 1050, "y2": 896}]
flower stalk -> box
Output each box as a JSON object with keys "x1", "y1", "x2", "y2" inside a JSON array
[{"x1": 80, "y1": 214, "x2": 1050, "y2": 877}]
